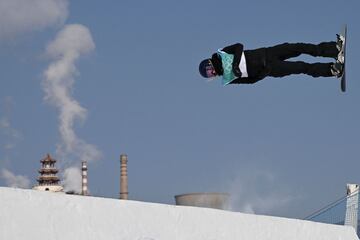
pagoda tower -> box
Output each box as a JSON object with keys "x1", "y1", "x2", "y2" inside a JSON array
[{"x1": 33, "y1": 154, "x2": 63, "y2": 192}]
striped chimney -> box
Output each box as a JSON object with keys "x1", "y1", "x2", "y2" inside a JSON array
[
  {"x1": 120, "y1": 154, "x2": 128, "y2": 200},
  {"x1": 81, "y1": 161, "x2": 88, "y2": 196}
]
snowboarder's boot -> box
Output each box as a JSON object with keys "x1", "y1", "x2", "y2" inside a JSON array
[
  {"x1": 331, "y1": 60, "x2": 344, "y2": 78},
  {"x1": 336, "y1": 34, "x2": 345, "y2": 64}
]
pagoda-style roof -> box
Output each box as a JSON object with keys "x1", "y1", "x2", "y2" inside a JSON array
[
  {"x1": 37, "y1": 177, "x2": 60, "y2": 181},
  {"x1": 37, "y1": 179, "x2": 60, "y2": 184},
  {"x1": 40, "y1": 154, "x2": 57, "y2": 164},
  {"x1": 38, "y1": 168, "x2": 59, "y2": 174},
  {"x1": 38, "y1": 175, "x2": 60, "y2": 180},
  {"x1": 37, "y1": 181, "x2": 61, "y2": 186}
]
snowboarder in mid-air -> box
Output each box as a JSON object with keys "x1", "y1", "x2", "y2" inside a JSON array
[{"x1": 199, "y1": 34, "x2": 346, "y2": 87}]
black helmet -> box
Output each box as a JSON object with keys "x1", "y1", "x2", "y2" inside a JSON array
[{"x1": 199, "y1": 58, "x2": 217, "y2": 78}]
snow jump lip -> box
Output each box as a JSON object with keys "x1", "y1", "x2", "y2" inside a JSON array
[{"x1": 0, "y1": 187, "x2": 358, "y2": 240}]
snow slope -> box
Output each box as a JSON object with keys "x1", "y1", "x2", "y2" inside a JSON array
[{"x1": 0, "y1": 187, "x2": 358, "y2": 240}]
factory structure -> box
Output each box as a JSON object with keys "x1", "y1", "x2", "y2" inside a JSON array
[
  {"x1": 30, "y1": 153, "x2": 132, "y2": 201},
  {"x1": 81, "y1": 161, "x2": 88, "y2": 196},
  {"x1": 119, "y1": 154, "x2": 128, "y2": 200},
  {"x1": 31, "y1": 153, "x2": 229, "y2": 210}
]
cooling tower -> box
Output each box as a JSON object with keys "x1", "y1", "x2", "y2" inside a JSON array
[{"x1": 175, "y1": 192, "x2": 230, "y2": 210}]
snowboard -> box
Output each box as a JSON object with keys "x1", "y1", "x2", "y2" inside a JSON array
[{"x1": 339, "y1": 25, "x2": 347, "y2": 92}]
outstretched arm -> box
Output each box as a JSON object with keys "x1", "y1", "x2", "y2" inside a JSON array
[{"x1": 230, "y1": 77, "x2": 261, "y2": 84}]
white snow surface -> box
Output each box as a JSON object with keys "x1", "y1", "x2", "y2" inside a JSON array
[{"x1": 0, "y1": 187, "x2": 358, "y2": 240}]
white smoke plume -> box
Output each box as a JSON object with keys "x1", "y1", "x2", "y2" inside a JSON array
[
  {"x1": 42, "y1": 24, "x2": 101, "y2": 188},
  {"x1": 62, "y1": 166, "x2": 81, "y2": 193},
  {"x1": 0, "y1": 168, "x2": 30, "y2": 188},
  {"x1": 0, "y1": 0, "x2": 68, "y2": 40},
  {"x1": 227, "y1": 168, "x2": 296, "y2": 215}
]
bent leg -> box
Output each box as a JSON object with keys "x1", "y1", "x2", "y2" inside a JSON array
[
  {"x1": 267, "y1": 42, "x2": 338, "y2": 60},
  {"x1": 268, "y1": 60, "x2": 333, "y2": 78}
]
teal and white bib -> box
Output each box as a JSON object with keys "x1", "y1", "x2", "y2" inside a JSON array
[{"x1": 217, "y1": 49, "x2": 237, "y2": 85}]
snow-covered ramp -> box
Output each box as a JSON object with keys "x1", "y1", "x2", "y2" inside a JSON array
[{"x1": 0, "y1": 187, "x2": 358, "y2": 240}]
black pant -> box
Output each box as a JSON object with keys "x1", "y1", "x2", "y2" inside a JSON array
[{"x1": 265, "y1": 42, "x2": 338, "y2": 78}]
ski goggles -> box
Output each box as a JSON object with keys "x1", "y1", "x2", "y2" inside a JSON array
[{"x1": 205, "y1": 60, "x2": 217, "y2": 78}]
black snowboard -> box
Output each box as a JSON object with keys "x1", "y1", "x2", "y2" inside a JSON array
[{"x1": 340, "y1": 25, "x2": 347, "y2": 92}]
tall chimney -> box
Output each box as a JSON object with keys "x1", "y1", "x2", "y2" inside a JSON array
[
  {"x1": 120, "y1": 154, "x2": 128, "y2": 200},
  {"x1": 81, "y1": 161, "x2": 88, "y2": 196}
]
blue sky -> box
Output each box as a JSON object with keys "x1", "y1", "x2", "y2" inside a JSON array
[{"x1": 0, "y1": 0, "x2": 359, "y2": 218}]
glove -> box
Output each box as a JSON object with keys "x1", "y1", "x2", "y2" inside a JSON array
[{"x1": 233, "y1": 66, "x2": 241, "y2": 77}]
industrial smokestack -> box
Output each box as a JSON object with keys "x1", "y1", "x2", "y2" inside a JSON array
[
  {"x1": 120, "y1": 154, "x2": 128, "y2": 200},
  {"x1": 81, "y1": 161, "x2": 88, "y2": 196}
]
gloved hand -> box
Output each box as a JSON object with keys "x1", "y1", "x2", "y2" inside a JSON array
[{"x1": 233, "y1": 66, "x2": 241, "y2": 77}]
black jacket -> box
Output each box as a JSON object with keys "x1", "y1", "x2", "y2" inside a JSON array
[{"x1": 211, "y1": 43, "x2": 270, "y2": 84}]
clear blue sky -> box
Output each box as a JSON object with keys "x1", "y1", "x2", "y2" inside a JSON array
[{"x1": 1, "y1": 0, "x2": 359, "y2": 218}]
